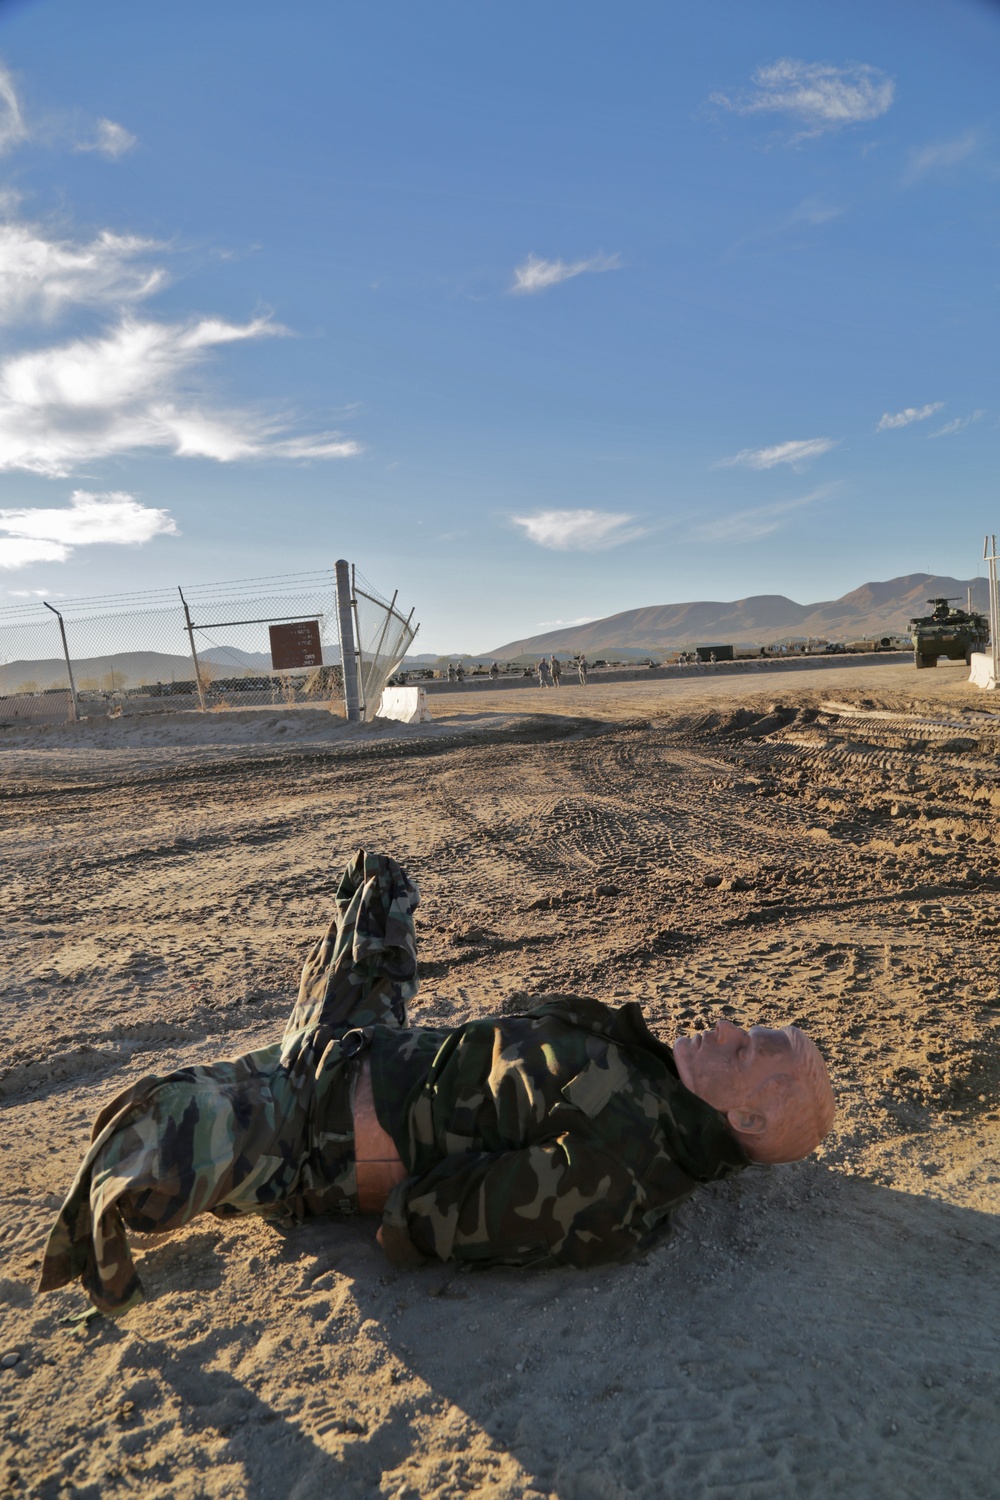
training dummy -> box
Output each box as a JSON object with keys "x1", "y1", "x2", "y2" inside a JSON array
[{"x1": 40, "y1": 850, "x2": 835, "y2": 1314}]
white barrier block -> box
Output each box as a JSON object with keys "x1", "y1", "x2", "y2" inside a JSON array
[
  {"x1": 377, "y1": 686, "x2": 432, "y2": 724},
  {"x1": 968, "y1": 652, "x2": 998, "y2": 690}
]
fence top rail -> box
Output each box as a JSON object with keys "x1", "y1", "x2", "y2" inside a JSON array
[
  {"x1": 353, "y1": 584, "x2": 413, "y2": 627},
  {"x1": 190, "y1": 611, "x2": 328, "y2": 630}
]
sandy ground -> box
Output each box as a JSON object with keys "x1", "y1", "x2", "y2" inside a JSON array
[{"x1": 1, "y1": 659, "x2": 998, "y2": 1499}]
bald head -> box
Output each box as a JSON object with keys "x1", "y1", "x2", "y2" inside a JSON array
[
  {"x1": 735, "y1": 1027, "x2": 835, "y2": 1163},
  {"x1": 673, "y1": 1020, "x2": 835, "y2": 1164}
]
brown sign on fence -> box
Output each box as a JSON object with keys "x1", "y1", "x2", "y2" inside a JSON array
[{"x1": 269, "y1": 619, "x2": 323, "y2": 670}]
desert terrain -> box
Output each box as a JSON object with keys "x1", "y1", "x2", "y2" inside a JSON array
[{"x1": 1, "y1": 660, "x2": 998, "y2": 1500}]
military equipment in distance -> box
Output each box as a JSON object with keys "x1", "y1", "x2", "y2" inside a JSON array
[{"x1": 909, "y1": 597, "x2": 988, "y2": 669}]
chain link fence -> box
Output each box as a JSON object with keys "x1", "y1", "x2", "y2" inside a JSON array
[
  {"x1": 351, "y1": 567, "x2": 419, "y2": 720},
  {"x1": 0, "y1": 566, "x2": 417, "y2": 727}
]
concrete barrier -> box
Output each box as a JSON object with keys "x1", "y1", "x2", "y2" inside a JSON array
[
  {"x1": 377, "y1": 686, "x2": 432, "y2": 723},
  {"x1": 968, "y1": 652, "x2": 998, "y2": 690}
]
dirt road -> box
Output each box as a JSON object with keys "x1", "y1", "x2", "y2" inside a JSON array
[{"x1": 1, "y1": 661, "x2": 998, "y2": 1499}]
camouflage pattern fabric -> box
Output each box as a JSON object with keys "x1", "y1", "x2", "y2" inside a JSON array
[
  {"x1": 40, "y1": 846, "x2": 749, "y2": 1314},
  {"x1": 371, "y1": 995, "x2": 748, "y2": 1270},
  {"x1": 38, "y1": 850, "x2": 419, "y2": 1315}
]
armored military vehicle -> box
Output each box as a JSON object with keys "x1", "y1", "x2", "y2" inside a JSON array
[{"x1": 909, "y1": 597, "x2": 989, "y2": 669}]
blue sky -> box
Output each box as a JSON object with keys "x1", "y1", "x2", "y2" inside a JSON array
[{"x1": 0, "y1": 0, "x2": 996, "y2": 651}]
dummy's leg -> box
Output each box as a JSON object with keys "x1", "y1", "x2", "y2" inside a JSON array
[
  {"x1": 39, "y1": 1047, "x2": 305, "y2": 1315},
  {"x1": 285, "y1": 849, "x2": 420, "y2": 1039},
  {"x1": 39, "y1": 849, "x2": 419, "y2": 1316}
]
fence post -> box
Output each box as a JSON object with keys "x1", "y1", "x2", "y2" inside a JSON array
[
  {"x1": 178, "y1": 587, "x2": 208, "y2": 712},
  {"x1": 42, "y1": 601, "x2": 79, "y2": 722},
  {"x1": 335, "y1": 559, "x2": 361, "y2": 721},
  {"x1": 350, "y1": 564, "x2": 367, "y2": 718}
]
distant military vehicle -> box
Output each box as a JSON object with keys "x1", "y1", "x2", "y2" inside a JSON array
[{"x1": 909, "y1": 597, "x2": 988, "y2": 669}]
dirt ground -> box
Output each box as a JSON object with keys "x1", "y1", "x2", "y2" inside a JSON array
[{"x1": 1, "y1": 659, "x2": 998, "y2": 1500}]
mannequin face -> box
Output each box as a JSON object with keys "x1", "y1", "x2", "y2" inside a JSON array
[{"x1": 673, "y1": 1018, "x2": 795, "y2": 1126}]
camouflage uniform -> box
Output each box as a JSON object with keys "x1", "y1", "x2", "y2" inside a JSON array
[
  {"x1": 39, "y1": 850, "x2": 419, "y2": 1315},
  {"x1": 370, "y1": 996, "x2": 746, "y2": 1270},
  {"x1": 40, "y1": 850, "x2": 746, "y2": 1315}
]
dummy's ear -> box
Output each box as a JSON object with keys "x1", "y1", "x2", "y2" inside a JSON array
[{"x1": 726, "y1": 1107, "x2": 766, "y2": 1137}]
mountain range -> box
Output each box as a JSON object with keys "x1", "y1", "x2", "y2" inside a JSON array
[
  {"x1": 485, "y1": 574, "x2": 990, "y2": 657},
  {"x1": 0, "y1": 646, "x2": 324, "y2": 692}
]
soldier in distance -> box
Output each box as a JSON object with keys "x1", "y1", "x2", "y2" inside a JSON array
[{"x1": 40, "y1": 852, "x2": 835, "y2": 1316}]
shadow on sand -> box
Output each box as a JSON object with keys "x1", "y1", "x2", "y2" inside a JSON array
[{"x1": 38, "y1": 1162, "x2": 999, "y2": 1500}]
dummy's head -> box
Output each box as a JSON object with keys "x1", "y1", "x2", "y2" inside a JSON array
[{"x1": 673, "y1": 1018, "x2": 835, "y2": 1164}]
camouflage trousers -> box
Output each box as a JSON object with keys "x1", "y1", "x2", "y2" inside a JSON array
[{"x1": 39, "y1": 850, "x2": 419, "y2": 1316}]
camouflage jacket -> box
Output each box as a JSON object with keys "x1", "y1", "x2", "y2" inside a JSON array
[{"x1": 371, "y1": 995, "x2": 748, "y2": 1271}]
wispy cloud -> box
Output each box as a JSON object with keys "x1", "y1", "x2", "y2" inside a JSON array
[
  {"x1": 718, "y1": 437, "x2": 837, "y2": 471},
  {"x1": 511, "y1": 509, "x2": 645, "y2": 550},
  {"x1": 904, "y1": 131, "x2": 977, "y2": 185},
  {"x1": 0, "y1": 63, "x2": 26, "y2": 155},
  {"x1": 0, "y1": 315, "x2": 361, "y2": 476},
  {"x1": 0, "y1": 223, "x2": 165, "y2": 323},
  {"x1": 784, "y1": 198, "x2": 843, "y2": 228},
  {"x1": 690, "y1": 485, "x2": 836, "y2": 543},
  {"x1": 73, "y1": 117, "x2": 137, "y2": 159},
  {"x1": 711, "y1": 58, "x2": 894, "y2": 138},
  {"x1": 928, "y1": 410, "x2": 985, "y2": 438},
  {"x1": 0, "y1": 489, "x2": 176, "y2": 569},
  {"x1": 726, "y1": 197, "x2": 844, "y2": 257},
  {"x1": 0, "y1": 59, "x2": 135, "y2": 160},
  {"x1": 877, "y1": 402, "x2": 944, "y2": 431},
  {"x1": 510, "y1": 253, "x2": 620, "y2": 295}
]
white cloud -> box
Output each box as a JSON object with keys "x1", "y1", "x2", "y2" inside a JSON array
[
  {"x1": 0, "y1": 223, "x2": 165, "y2": 323},
  {"x1": 718, "y1": 437, "x2": 837, "y2": 471},
  {"x1": 904, "y1": 131, "x2": 977, "y2": 185},
  {"x1": 0, "y1": 489, "x2": 177, "y2": 570},
  {"x1": 876, "y1": 402, "x2": 943, "y2": 431},
  {"x1": 928, "y1": 410, "x2": 985, "y2": 438},
  {"x1": 0, "y1": 315, "x2": 360, "y2": 475},
  {"x1": 690, "y1": 485, "x2": 836, "y2": 543},
  {"x1": 0, "y1": 64, "x2": 26, "y2": 155},
  {"x1": 263, "y1": 433, "x2": 363, "y2": 460},
  {"x1": 712, "y1": 58, "x2": 894, "y2": 137},
  {"x1": 511, "y1": 509, "x2": 646, "y2": 550},
  {"x1": 0, "y1": 103, "x2": 360, "y2": 472},
  {"x1": 511, "y1": 253, "x2": 620, "y2": 295},
  {"x1": 0, "y1": 537, "x2": 69, "y2": 568},
  {"x1": 74, "y1": 118, "x2": 136, "y2": 158}
]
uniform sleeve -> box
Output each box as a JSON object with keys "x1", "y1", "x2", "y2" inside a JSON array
[{"x1": 378, "y1": 1132, "x2": 674, "y2": 1270}]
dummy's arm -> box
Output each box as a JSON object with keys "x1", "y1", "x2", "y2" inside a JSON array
[{"x1": 377, "y1": 1134, "x2": 693, "y2": 1270}]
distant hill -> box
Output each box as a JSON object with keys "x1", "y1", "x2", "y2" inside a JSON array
[
  {"x1": 0, "y1": 644, "x2": 339, "y2": 692},
  {"x1": 485, "y1": 574, "x2": 990, "y2": 657},
  {"x1": 0, "y1": 650, "x2": 198, "y2": 692}
]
